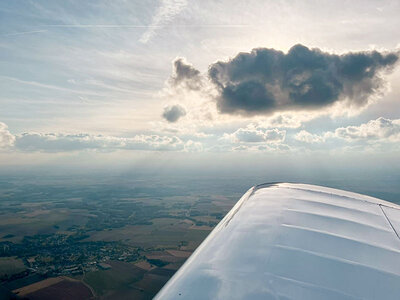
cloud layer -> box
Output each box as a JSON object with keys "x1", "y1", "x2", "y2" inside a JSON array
[
  {"x1": 2, "y1": 116, "x2": 400, "y2": 154},
  {"x1": 15, "y1": 133, "x2": 187, "y2": 152}
]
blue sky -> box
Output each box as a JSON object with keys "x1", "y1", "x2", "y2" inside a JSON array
[{"x1": 1, "y1": 0, "x2": 400, "y2": 173}]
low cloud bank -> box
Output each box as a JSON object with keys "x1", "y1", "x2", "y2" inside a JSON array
[
  {"x1": 14, "y1": 132, "x2": 188, "y2": 152},
  {"x1": 2, "y1": 117, "x2": 400, "y2": 153}
]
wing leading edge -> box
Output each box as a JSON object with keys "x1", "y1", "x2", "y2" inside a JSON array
[{"x1": 155, "y1": 183, "x2": 400, "y2": 300}]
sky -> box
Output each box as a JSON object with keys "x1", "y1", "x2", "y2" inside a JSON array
[{"x1": 1, "y1": 0, "x2": 400, "y2": 183}]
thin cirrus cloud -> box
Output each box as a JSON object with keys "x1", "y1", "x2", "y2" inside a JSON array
[
  {"x1": 2, "y1": 30, "x2": 48, "y2": 37},
  {"x1": 139, "y1": 0, "x2": 187, "y2": 43},
  {"x1": 172, "y1": 44, "x2": 398, "y2": 117}
]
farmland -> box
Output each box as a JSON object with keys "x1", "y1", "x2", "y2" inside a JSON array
[
  {"x1": 0, "y1": 257, "x2": 26, "y2": 279},
  {"x1": 0, "y1": 173, "x2": 245, "y2": 299},
  {"x1": 12, "y1": 277, "x2": 93, "y2": 300}
]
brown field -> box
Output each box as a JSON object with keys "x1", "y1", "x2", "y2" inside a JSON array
[
  {"x1": 145, "y1": 251, "x2": 185, "y2": 263},
  {"x1": 134, "y1": 260, "x2": 156, "y2": 271},
  {"x1": 13, "y1": 277, "x2": 93, "y2": 300},
  {"x1": 12, "y1": 277, "x2": 63, "y2": 296},
  {"x1": 103, "y1": 287, "x2": 152, "y2": 300},
  {"x1": 23, "y1": 279, "x2": 93, "y2": 300},
  {"x1": 166, "y1": 249, "x2": 192, "y2": 258}
]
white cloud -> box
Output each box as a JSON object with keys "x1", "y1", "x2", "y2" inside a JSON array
[
  {"x1": 223, "y1": 125, "x2": 286, "y2": 144},
  {"x1": 15, "y1": 132, "x2": 185, "y2": 152},
  {"x1": 295, "y1": 130, "x2": 325, "y2": 144},
  {"x1": 292, "y1": 117, "x2": 400, "y2": 151},
  {"x1": 261, "y1": 114, "x2": 303, "y2": 129},
  {"x1": 184, "y1": 140, "x2": 203, "y2": 152},
  {"x1": 332, "y1": 117, "x2": 400, "y2": 142},
  {"x1": 0, "y1": 122, "x2": 15, "y2": 148},
  {"x1": 232, "y1": 142, "x2": 291, "y2": 152},
  {"x1": 140, "y1": 0, "x2": 187, "y2": 43},
  {"x1": 232, "y1": 145, "x2": 249, "y2": 151},
  {"x1": 217, "y1": 123, "x2": 289, "y2": 152}
]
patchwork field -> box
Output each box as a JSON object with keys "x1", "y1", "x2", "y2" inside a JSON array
[{"x1": 0, "y1": 175, "x2": 243, "y2": 299}]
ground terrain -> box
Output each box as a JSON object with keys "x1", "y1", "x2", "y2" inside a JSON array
[{"x1": 0, "y1": 174, "x2": 242, "y2": 299}]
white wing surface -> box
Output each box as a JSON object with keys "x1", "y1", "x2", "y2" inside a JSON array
[{"x1": 155, "y1": 183, "x2": 400, "y2": 300}]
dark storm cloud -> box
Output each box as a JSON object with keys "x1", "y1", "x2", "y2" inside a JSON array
[
  {"x1": 162, "y1": 104, "x2": 187, "y2": 122},
  {"x1": 170, "y1": 58, "x2": 202, "y2": 90},
  {"x1": 207, "y1": 44, "x2": 398, "y2": 115}
]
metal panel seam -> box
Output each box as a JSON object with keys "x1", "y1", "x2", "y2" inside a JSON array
[{"x1": 379, "y1": 204, "x2": 400, "y2": 242}]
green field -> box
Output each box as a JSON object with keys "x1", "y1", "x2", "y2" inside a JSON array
[
  {"x1": 0, "y1": 257, "x2": 26, "y2": 278},
  {"x1": 83, "y1": 261, "x2": 145, "y2": 297},
  {"x1": 85, "y1": 218, "x2": 211, "y2": 250}
]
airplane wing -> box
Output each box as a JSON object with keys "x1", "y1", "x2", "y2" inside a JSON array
[{"x1": 155, "y1": 183, "x2": 400, "y2": 299}]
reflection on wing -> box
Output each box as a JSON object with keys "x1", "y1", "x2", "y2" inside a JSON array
[{"x1": 155, "y1": 183, "x2": 400, "y2": 300}]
